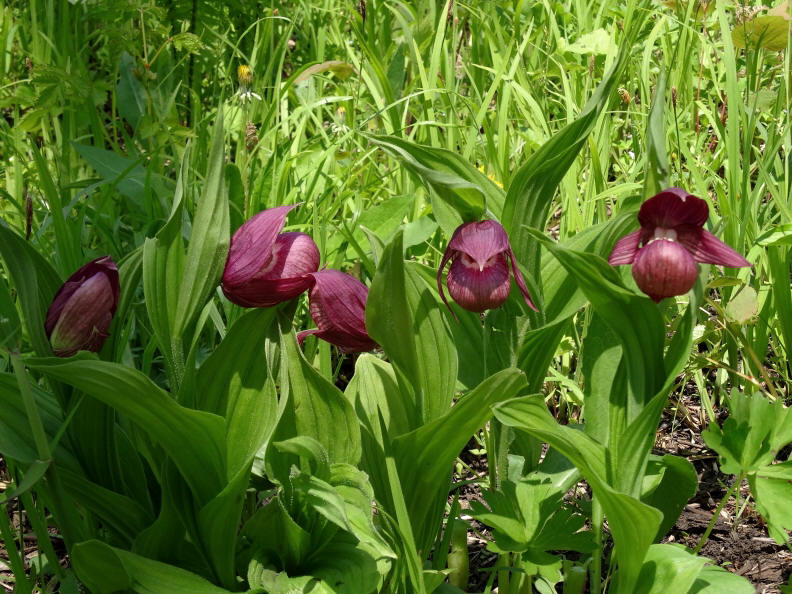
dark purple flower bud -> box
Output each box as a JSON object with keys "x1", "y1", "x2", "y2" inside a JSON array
[
  {"x1": 608, "y1": 187, "x2": 750, "y2": 302},
  {"x1": 296, "y1": 270, "x2": 378, "y2": 353},
  {"x1": 221, "y1": 205, "x2": 320, "y2": 307},
  {"x1": 437, "y1": 220, "x2": 537, "y2": 314},
  {"x1": 44, "y1": 256, "x2": 120, "y2": 357}
]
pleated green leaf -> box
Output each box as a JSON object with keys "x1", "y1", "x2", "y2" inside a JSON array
[
  {"x1": 365, "y1": 134, "x2": 501, "y2": 223},
  {"x1": 173, "y1": 109, "x2": 229, "y2": 337},
  {"x1": 0, "y1": 223, "x2": 62, "y2": 357},
  {"x1": 392, "y1": 368, "x2": 527, "y2": 553},
  {"x1": 27, "y1": 355, "x2": 226, "y2": 503},
  {"x1": 493, "y1": 395, "x2": 662, "y2": 594},
  {"x1": 71, "y1": 540, "x2": 233, "y2": 594},
  {"x1": 366, "y1": 232, "x2": 458, "y2": 426}
]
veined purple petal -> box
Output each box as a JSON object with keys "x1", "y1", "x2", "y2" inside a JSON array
[
  {"x1": 506, "y1": 249, "x2": 538, "y2": 311},
  {"x1": 224, "y1": 276, "x2": 315, "y2": 308},
  {"x1": 637, "y1": 188, "x2": 708, "y2": 230},
  {"x1": 222, "y1": 230, "x2": 319, "y2": 307},
  {"x1": 676, "y1": 228, "x2": 751, "y2": 267},
  {"x1": 631, "y1": 240, "x2": 698, "y2": 302},
  {"x1": 447, "y1": 220, "x2": 511, "y2": 269},
  {"x1": 222, "y1": 204, "x2": 297, "y2": 286},
  {"x1": 608, "y1": 229, "x2": 642, "y2": 265},
  {"x1": 252, "y1": 232, "x2": 319, "y2": 281},
  {"x1": 303, "y1": 270, "x2": 377, "y2": 353},
  {"x1": 45, "y1": 256, "x2": 119, "y2": 335},
  {"x1": 447, "y1": 253, "x2": 511, "y2": 313},
  {"x1": 47, "y1": 266, "x2": 117, "y2": 356}
]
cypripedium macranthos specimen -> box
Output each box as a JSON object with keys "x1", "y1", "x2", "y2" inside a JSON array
[
  {"x1": 608, "y1": 188, "x2": 750, "y2": 302},
  {"x1": 45, "y1": 256, "x2": 120, "y2": 357},
  {"x1": 221, "y1": 205, "x2": 319, "y2": 307},
  {"x1": 297, "y1": 270, "x2": 377, "y2": 353},
  {"x1": 437, "y1": 220, "x2": 537, "y2": 314}
]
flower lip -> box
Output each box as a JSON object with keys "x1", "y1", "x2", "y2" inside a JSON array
[
  {"x1": 631, "y1": 239, "x2": 698, "y2": 303},
  {"x1": 608, "y1": 188, "x2": 751, "y2": 269},
  {"x1": 446, "y1": 252, "x2": 511, "y2": 313},
  {"x1": 437, "y1": 219, "x2": 537, "y2": 315}
]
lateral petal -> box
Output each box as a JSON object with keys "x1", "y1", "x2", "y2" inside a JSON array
[
  {"x1": 678, "y1": 228, "x2": 751, "y2": 267},
  {"x1": 608, "y1": 229, "x2": 642, "y2": 265}
]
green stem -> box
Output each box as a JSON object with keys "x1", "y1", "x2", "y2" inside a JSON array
[
  {"x1": 0, "y1": 501, "x2": 31, "y2": 594},
  {"x1": 10, "y1": 353, "x2": 50, "y2": 460},
  {"x1": 693, "y1": 474, "x2": 742, "y2": 555},
  {"x1": 590, "y1": 495, "x2": 603, "y2": 594}
]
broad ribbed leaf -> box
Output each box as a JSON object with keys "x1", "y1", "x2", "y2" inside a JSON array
[
  {"x1": 366, "y1": 232, "x2": 458, "y2": 426},
  {"x1": 366, "y1": 232, "x2": 421, "y2": 424},
  {"x1": 366, "y1": 134, "x2": 501, "y2": 224},
  {"x1": 392, "y1": 368, "x2": 527, "y2": 554},
  {"x1": 59, "y1": 469, "x2": 153, "y2": 545},
  {"x1": 196, "y1": 308, "x2": 279, "y2": 479},
  {"x1": 71, "y1": 540, "x2": 232, "y2": 594},
  {"x1": 493, "y1": 396, "x2": 662, "y2": 594},
  {"x1": 0, "y1": 373, "x2": 68, "y2": 464},
  {"x1": 643, "y1": 74, "x2": 670, "y2": 198},
  {"x1": 27, "y1": 356, "x2": 226, "y2": 503},
  {"x1": 271, "y1": 310, "x2": 362, "y2": 470},
  {"x1": 142, "y1": 147, "x2": 187, "y2": 368},
  {"x1": 501, "y1": 31, "x2": 642, "y2": 303},
  {"x1": 641, "y1": 455, "x2": 697, "y2": 540},
  {"x1": 634, "y1": 544, "x2": 707, "y2": 594},
  {"x1": 0, "y1": 223, "x2": 61, "y2": 356},
  {"x1": 174, "y1": 109, "x2": 230, "y2": 337},
  {"x1": 691, "y1": 564, "x2": 755, "y2": 594},
  {"x1": 534, "y1": 234, "x2": 665, "y2": 410}
]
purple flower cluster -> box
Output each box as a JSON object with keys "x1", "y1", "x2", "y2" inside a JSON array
[
  {"x1": 221, "y1": 205, "x2": 375, "y2": 352},
  {"x1": 43, "y1": 188, "x2": 750, "y2": 358}
]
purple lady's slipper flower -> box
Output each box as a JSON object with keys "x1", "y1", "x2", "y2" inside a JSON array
[
  {"x1": 608, "y1": 187, "x2": 750, "y2": 302},
  {"x1": 44, "y1": 256, "x2": 120, "y2": 357},
  {"x1": 437, "y1": 220, "x2": 537, "y2": 314},
  {"x1": 221, "y1": 205, "x2": 320, "y2": 307},
  {"x1": 296, "y1": 270, "x2": 378, "y2": 353}
]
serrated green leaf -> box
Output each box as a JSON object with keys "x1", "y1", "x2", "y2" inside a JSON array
[{"x1": 493, "y1": 396, "x2": 663, "y2": 594}]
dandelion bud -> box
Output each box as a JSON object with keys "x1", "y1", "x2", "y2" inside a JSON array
[{"x1": 237, "y1": 64, "x2": 253, "y2": 86}]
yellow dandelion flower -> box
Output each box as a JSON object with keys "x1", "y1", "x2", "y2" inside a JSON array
[
  {"x1": 237, "y1": 64, "x2": 253, "y2": 86},
  {"x1": 477, "y1": 165, "x2": 503, "y2": 189}
]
